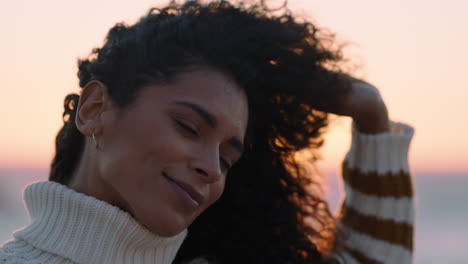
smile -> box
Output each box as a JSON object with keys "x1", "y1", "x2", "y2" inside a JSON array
[{"x1": 162, "y1": 172, "x2": 204, "y2": 209}]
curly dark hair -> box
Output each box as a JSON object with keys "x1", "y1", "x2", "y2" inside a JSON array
[{"x1": 49, "y1": 1, "x2": 352, "y2": 263}]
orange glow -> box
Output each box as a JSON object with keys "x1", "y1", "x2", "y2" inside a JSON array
[{"x1": 1, "y1": 0, "x2": 467, "y2": 174}]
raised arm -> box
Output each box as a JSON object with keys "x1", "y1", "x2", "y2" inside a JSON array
[
  {"x1": 320, "y1": 81, "x2": 415, "y2": 263},
  {"x1": 331, "y1": 121, "x2": 414, "y2": 264}
]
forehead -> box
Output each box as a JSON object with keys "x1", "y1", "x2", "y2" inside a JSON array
[{"x1": 148, "y1": 68, "x2": 248, "y2": 137}]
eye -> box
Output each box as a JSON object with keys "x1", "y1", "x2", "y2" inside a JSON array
[{"x1": 174, "y1": 119, "x2": 199, "y2": 137}]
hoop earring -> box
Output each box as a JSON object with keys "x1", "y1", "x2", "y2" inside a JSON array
[{"x1": 92, "y1": 133, "x2": 98, "y2": 149}]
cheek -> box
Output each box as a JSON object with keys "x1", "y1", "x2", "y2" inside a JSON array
[
  {"x1": 206, "y1": 179, "x2": 226, "y2": 208},
  {"x1": 100, "y1": 113, "x2": 189, "y2": 186},
  {"x1": 127, "y1": 115, "x2": 189, "y2": 163}
]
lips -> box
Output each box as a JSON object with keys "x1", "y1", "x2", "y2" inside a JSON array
[{"x1": 162, "y1": 172, "x2": 205, "y2": 206}]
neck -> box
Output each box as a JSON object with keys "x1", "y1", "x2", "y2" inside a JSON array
[{"x1": 69, "y1": 146, "x2": 130, "y2": 213}]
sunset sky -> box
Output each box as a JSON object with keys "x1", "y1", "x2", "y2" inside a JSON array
[{"x1": 0, "y1": 0, "x2": 467, "y2": 174}]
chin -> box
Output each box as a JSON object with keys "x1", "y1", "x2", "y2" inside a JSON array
[
  {"x1": 136, "y1": 211, "x2": 193, "y2": 237},
  {"x1": 150, "y1": 221, "x2": 190, "y2": 237},
  {"x1": 156, "y1": 226, "x2": 187, "y2": 237}
]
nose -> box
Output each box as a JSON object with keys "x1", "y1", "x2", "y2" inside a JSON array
[{"x1": 190, "y1": 148, "x2": 223, "y2": 184}]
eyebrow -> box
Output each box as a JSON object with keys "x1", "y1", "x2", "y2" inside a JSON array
[{"x1": 171, "y1": 100, "x2": 245, "y2": 154}]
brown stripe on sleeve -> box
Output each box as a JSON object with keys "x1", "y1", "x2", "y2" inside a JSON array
[
  {"x1": 339, "y1": 205, "x2": 414, "y2": 251},
  {"x1": 342, "y1": 162, "x2": 414, "y2": 198},
  {"x1": 343, "y1": 246, "x2": 383, "y2": 264}
]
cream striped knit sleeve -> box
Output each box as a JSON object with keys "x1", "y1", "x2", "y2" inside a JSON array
[{"x1": 330, "y1": 121, "x2": 415, "y2": 264}]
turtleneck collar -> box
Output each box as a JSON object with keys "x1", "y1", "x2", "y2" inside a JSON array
[{"x1": 13, "y1": 181, "x2": 187, "y2": 264}]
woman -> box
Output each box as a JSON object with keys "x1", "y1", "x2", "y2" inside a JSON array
[{"x1": 0, "y1": 1, "x2": 414, "y2": 263}]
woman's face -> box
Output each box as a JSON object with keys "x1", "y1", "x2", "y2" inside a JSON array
[{"x1": 81, "y1": 68, "x2": 248, "y2": 236}]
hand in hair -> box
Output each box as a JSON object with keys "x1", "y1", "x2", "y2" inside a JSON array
[{"x1": 319, "y1": 79, "x2": 390, "y2": 134}]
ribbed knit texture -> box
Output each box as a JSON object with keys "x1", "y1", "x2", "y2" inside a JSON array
[
  {"x1": 0, "y1": 182, "x2": 187, "y2": 264},
  {"x1": 331, "y1": 121, "x2": 415, "y2": 264}
]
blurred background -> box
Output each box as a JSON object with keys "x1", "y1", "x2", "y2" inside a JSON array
[{"x1": 0, "y1": 0, "x2": 467, "y2": 262}]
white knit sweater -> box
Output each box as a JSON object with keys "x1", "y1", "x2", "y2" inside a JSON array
[
  {"x1": 1, "y1": 121, "x2": 414, "y2": 264},
  {"x1": 0, "y1": 182, "x2": 187, "y2": 264}
]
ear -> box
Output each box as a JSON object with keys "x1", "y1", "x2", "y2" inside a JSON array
[{"x1": 75, "y1": 80, "x2": 114, "y2": 137}]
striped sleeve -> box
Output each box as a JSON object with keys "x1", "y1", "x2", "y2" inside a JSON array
[{"x1": 330, "y1": 121, "x2": 415, "y2": 264}]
